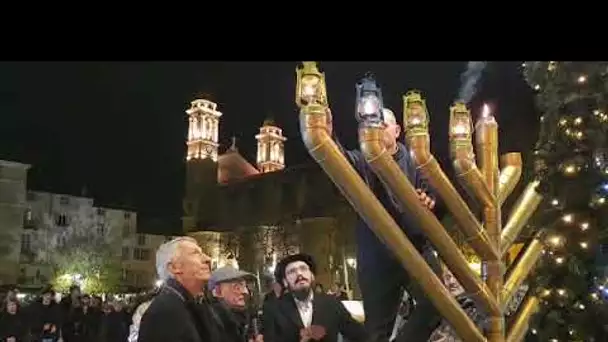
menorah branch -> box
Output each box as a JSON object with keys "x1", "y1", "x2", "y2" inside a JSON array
[
  {"x1": 501, "y1": 238, "x2": 544, "y2": 310},
  {"x1": 497, "y1": 153, "x2": 523, "y2": 206},
  {"x1": 501, "y1": 181, "x2": 544, "y2": 256},
  {"x1": 476, "y1": 106, "x2": 504, "y2": 342},
  {"x1": 506, "y1": 296, "x2": 540, "y2": 342},
  {"x1": 453, "y1": 152, "x2": 496, "y2": 209}
]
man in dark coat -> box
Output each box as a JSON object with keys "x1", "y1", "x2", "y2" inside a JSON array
[
  {"x1": 329, "y1": 106, "x2": 443, "y2": 342},
  {"x1": 27, "y1": 286, "x2": 62, "y2": 342},
  {"x1": 137, "y1": 236, "x2": 218, "y2": 342},
  {"x1": 262, "y1": 253, "x2": 368, "y2": 342},
  {"x1": 99, "y1": 300, "x2": 130, "y2": 342}
]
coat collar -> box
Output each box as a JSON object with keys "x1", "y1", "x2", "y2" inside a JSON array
[{"x1": 163, "y1": 278, "x2": 196, "y2": 303}]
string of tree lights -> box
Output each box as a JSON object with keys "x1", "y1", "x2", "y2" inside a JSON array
[{"x1": 522, "y1": 62, "x2": 608, "y2": 341}]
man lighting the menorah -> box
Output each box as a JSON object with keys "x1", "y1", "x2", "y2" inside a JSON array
[
  {"x1": 324, "y1": 74, "x2": 445, "y2": 342},
  {"x1": 295, "y1": 62, "x2": 545, "y2": 342}
]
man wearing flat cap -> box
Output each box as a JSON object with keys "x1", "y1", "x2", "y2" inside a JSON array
[
  {"x1": 262, "y1": 253, "x2": 367, "y2": 342},
  {"x1": 208, "y1": 266, "x2": 263, "y2": 342}
]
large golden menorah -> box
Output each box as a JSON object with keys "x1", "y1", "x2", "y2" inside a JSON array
[{"x1": 295, "y1": 62, "x2": 547, "y2": 342}]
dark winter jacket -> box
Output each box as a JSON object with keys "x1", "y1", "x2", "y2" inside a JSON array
[{"x1": 337, "y1": 139, "x2": 439, "y2": 265}]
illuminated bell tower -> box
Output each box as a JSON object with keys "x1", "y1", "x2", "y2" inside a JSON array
[
  {"x1": 186, "y1": 98, "x2": 222, "y2": 161},
  {"x1": 183, "y1": 96, "x2": 221, "y2": 233},
  {"x1": 255, "y1": 118, "x2": 287, "y2": 173}
]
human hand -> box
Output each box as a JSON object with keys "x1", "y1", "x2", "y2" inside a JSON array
[
  {"x1": 309, "y1": 325, "x2": 327, "y2": 340},
  {"x1": 417, "y1": 189, "x2": 435, "y2": 210},
  {"x1": 325, "y1": 107, "x2": 333, "y2": 135},
  {"x1": 248, "y1": 334, "x2": 263, "y2": 342},
  {"x1": 300, "y1": 327, "x2": 312, "y2": 342}
]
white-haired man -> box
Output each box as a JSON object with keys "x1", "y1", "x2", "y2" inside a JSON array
[{"x1": 137, "y1": 236, "x2": 217, "y2": 342}]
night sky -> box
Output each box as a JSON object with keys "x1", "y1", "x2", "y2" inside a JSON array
[{"x1": 0, "y1": 61, "x2": 538, "y2": 234}]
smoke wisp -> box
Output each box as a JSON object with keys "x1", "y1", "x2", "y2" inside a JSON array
[{"x1": 457, "y1": 61, "x2": 487, "y2": 104}]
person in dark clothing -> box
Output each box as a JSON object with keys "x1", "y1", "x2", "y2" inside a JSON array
[
  {"x1": 329, "y1": 284, "x2": 348, "y2": 301},
  {"x1": 59, "y1": 285, "x2": 84, "y2": 342},
  {"x1": 328, "y1": 105, "x2": 443, "y2": 342},
  {"x1": 260, "y1": 279, "x2": 283, "y2": 337},
  {"x1": 263, "y1": 253, "x2": 368, "y2": 342},
  {"x1": 75, "y1": 294, "x2": 102, "y2": 341},
  {"x1": 27, "y1": 286, "x2": 62, "y2": 342},
  {"x1": 137, "y1": 236, "x2": 218, "y2": 342},
  {"x1": 262, "y1": 281, "x2": 283, "y2": 309},
  {"x1": 99, "y1": 301, "x2": 130, "y2": 342},
  {"x1": 0, "y1": 300, "x2": 28, "y2": 342},
  {"x1": 207, "y1": 266, "x2": 262, "y2": 342}
]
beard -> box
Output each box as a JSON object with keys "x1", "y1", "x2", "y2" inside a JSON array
[
  {"x1": 289, "y1": 276, "x2": 314, "y2": 301},
  {"x1": 291, "y1": 286, "x2": 312, "y2": 301}
]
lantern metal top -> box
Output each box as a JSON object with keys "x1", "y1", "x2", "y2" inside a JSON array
[
  {"x1": 404, "y1": 90, "x2": 424, "y2": 104},
  {"x1": 300, "y1": 61, "x2": 321, "y2": 75},
  {"x1": 450, "y1": 101, "x2": 469, "y2": 114}
]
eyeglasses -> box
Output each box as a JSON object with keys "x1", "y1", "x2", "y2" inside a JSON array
[
  {"x1": 285, "y1": 264, "x2": 310, "y2": 277},
  {"x1": 228, "y1": 281, "x2": 248, "y2": 292}
]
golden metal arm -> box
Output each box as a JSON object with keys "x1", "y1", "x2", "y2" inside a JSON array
[
  {"x1": 407, "y1": 133, "x2": 499, "y2": 261},
  {"x1": 299, "y1": 105, "x2": 485, "y2": 342},
  {"x1": 500, "y1": 181, "x2": 544, "y2": 257},
  {"x1": 452, "y1": 146, "x2": 495, "y2": 209},
  {"x1": 475, "y1": 109, "x2": 504, "y2": 342},
  {"x1": 506, "y1": 296, "x2": 540, "y2": 342},
  {"x1": 501, "y1": 238, "x2": 544, "y2": 310},
  {"x1": 360, "y1": 127, "x2": 500, "y2": 317},
  {"x1": 497, "y1": 153, "x2": 523, "y2": 206}
]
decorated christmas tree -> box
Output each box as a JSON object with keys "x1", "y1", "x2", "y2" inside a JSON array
[{"x1": 523, "y1": 62, "x2": 608, "y2": 341}]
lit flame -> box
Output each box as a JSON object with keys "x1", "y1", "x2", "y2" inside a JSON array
[
  {"x1": 303, "y1": 84, "x2": 315, "y2": 97},
  {"x1": 452, "y1": 124, "x2": 467, "y2": 135},
  {"x1": 482, "y1": 103, "x2": 491, "y2": 118}
]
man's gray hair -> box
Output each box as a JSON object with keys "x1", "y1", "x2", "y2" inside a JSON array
[
  {"x1": 383, "y1": 108, "x2": 397, "y2": 125},
  {"x1": 156, "y1": 236, "x2": 198, "y2": 281}
]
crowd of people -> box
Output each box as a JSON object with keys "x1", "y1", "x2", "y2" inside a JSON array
[{"x1": 0, "y1": 284, "x2": 140, "y2": 341}]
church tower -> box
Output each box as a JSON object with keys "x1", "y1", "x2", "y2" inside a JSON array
[
  {"x1": 255, "y1": 119, "x2": 287, "y2": 173},
  {"x1": 186, "y1": 98, "x2": 222, "y2": 161},
  {"x1": 183, "y1": 97, "x2": 221, "y2": 233}
]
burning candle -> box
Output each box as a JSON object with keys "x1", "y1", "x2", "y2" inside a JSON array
[
  {"x1": 478, "y1": 103, "x2": 497, "y2": 126},
  {"x1": 475, "y1": 103, "x2": 499, "y2": 192}
]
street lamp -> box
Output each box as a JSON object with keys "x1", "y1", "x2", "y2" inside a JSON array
[
  {"x1": 355, "y1": 73, "x2": 384, "y2": 127},
  {"x1": 402, "y1": 90, "x2": 429, "y2": 136},
  {"x1": 295, "y1": 62, "x2": 327, "y2": 108}
]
